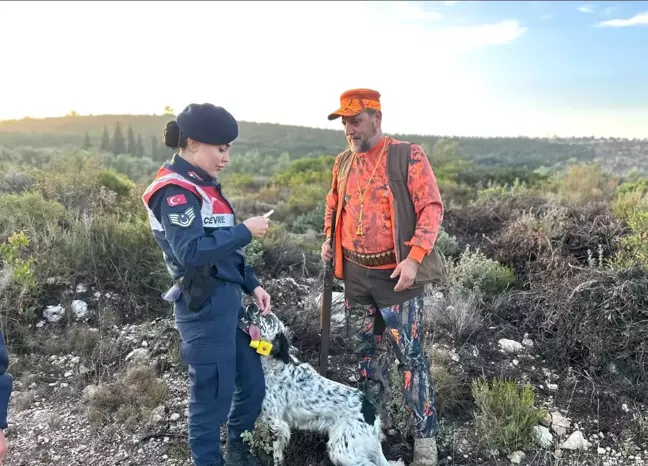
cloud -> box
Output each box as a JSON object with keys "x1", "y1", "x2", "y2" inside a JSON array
[
  {"x1": 390, "y1": 2, "x2": 441, "y2": 21},
  {"x1": 579, "y1": 4, "x2": 620, "y2": 17},
  {"x1": 429, "y1": 19, "x2": 527, "y2": 53},
  {"x1": 444, "y1": 1, "x2": 457, "y2": 5},
  {"x1": 596, "y1": 11, "x2": 648, "y2": 27},
  {"x1": 0, "y1": 1, "x2": 528, "y2": 137},
  {"x1": 600, "y1": 6, "x2": 618, "y2": 17}
]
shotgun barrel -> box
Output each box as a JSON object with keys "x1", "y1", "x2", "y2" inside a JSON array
[{"x1": 318, "y1": 209, "x2": 336, "y2": 377}]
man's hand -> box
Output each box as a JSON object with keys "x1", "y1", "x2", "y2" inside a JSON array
[
  {"x1": 252, "y1": 286, "x2": 271, "y2": 316},
  {"x1": 321, "y1": 238, "x2": 333, "y2": 262},
  {"x1": 0, "y1": 429, "x2": 7, "y2": 465},
  {"x1": 391, "y1": 258, "x2": 419, "y2": 292}
]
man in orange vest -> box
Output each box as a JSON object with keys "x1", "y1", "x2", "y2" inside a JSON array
[{"x1": 322, "y1": 89, "x2": 444, "y2": 466}]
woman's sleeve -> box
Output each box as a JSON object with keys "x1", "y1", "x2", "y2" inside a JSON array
[
  {"x1": 0, "y1": 332, "x2": 13, "y2": 430},
  {"x1": 242, "y1": 263, "x2": 262, "y2": 295},
  {"x1": 148, "y1": 185, "x2": 253, "y2": 268}
]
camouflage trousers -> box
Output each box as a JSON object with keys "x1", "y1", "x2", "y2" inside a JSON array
[{"x1": 345, "y1": 293, "x2": 439, "y2": 439}]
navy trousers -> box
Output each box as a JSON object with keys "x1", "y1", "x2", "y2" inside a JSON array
[{"x1": 172, "y1": 281, "x2": 265, "y2": 466}]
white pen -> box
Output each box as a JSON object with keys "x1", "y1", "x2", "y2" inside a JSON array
[{"x1": 263, "y1": 209, "x2": 275, "y2": 218}]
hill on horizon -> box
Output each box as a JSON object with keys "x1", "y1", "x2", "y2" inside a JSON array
[{"x1": 1, "y1": 113, "x2": 648, "y2": 174}]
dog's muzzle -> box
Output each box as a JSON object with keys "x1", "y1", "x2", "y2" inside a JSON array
[{"x1": 239, "y1": 304, "x2": 262, "y2": 342}]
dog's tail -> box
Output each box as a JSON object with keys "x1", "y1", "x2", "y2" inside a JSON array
[
  {"x1": 359, "y1": 392, "x2": 391, "y2": 466},
  {"x1": 374, "y1": 453, "x2": 392, "y2": 466},
  {"x1": 371, "y1": 422, "x2": 392, "y2": 466}
]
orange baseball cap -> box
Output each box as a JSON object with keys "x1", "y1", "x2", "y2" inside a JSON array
[{"x1": 327, "y1": 88, "x2": 381, "y2": 121}]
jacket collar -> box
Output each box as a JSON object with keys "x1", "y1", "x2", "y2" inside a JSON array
[{"x1": 167, "y1": 154, "x2": 219, "y2": 187}]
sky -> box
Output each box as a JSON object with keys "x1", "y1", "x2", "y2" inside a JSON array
[{"x1": 0, "y1": 0, "x2": 647, "y2": 139}]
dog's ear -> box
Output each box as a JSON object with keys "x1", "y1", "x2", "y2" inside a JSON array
[{"x1": 272, "y1": 332, "x2": 291, "y2": 365}]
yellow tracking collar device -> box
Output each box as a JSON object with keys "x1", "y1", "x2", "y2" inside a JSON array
[{"x1": 249, "y1": 339, "x2": 273, "y2": 356}]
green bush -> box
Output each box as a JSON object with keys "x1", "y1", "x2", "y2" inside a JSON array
[
  {"x1": 472, "y1": 378, "x2": 546, "y2": 454},
  {"x1": 244, "y1": 239, "x2": 265, "y2": 270},
  {"x1": 0, "y1": 191, "x2": 66, "y2": 240},
  {"x1": 281, "y1": 183, "x2": 329, "y2": 218},
  {"x1": 291, "y1": 201, "x2": 325, "y2": 234},
  {"x1": 613, "y1": 208, "x2": 648, "y2": 267},
  {"x1": 611, "y1": 184, "x2": 648, "y2": 220},
  {"x1": 96, "y1": 169, "x2": 136, "y2": 198},
  {"x1": 241, "y1": 420, "x2": 275, "y2": 458},
  {"x1": 548, "y1": 162, "x2": 619, "y2": 207},
  {"x1": 0, "y1": 232, "x2": 38, "y2": 315},
  {"x1": 41, "y1": 214, "x2": 168, "y2": 311},
  {"x1": 435, "y1": 229, "x2": 460, "y2": 258},
  {"x1": 243, "y1": 223, "x2": 320, "y2": 278},
  {"x1": 446, "y1": 246, "x2": 517, "y2": 297}
]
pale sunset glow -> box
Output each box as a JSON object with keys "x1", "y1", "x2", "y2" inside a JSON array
[{"x1": 0, "y1": 0, "x2": 646, "y2": 138}]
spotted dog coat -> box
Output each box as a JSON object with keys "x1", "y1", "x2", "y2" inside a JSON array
[{"x1": 241, "y1": 306, "x2": 391, "y2": 466}]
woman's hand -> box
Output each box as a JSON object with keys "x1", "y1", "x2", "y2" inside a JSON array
[
  {"x1": 243, "y1": 216, "x2": 270, "y2": 238},
  {"x1": 252, "y1": 286, "x2": 271, "y2": 315}
]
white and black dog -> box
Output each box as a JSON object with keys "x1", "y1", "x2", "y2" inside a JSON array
[{"x1": 240, "y1": 304, "x2": 391, "y2": 466}]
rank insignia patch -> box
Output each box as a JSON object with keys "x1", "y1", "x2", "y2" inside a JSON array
[{"x1": 167, "y1": 207, "x2": 196, "y2": 228}]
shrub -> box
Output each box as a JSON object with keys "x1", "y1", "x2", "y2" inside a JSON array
[
  {"x1": 246, "y1": 223, "x2": 320, "y2": 278},
  {"x1": 611, "y1": 184, "x2": 648, "y2": 220},
  {"x1": 291, "y1": 201, "x2": 325, "y2": 234},
  {"x1": 244, "y1": 239, "x2": 266, "y2": 270},
  {"x1": 241, "y1": 420, "x2": 275, "y2": 458},
  {"x1": 446, "y1": 246, "x2": 517, "y2": 297},
  {"x1": 0, "y1": 169, "x2": 36, "y2": 193},
  {"x1": 475, "y1": 178, "x2": 539, "y2": 205},
  {"x1": 549, "y1": 162, "x2": 619, "y2": 207},
  {"x1": 472, "y1": 378, "x2": 546, "y2": 454},
  {"x1": 446, "y1": 192, "x2": 626, "y2": 284},
  {"x1": 614, "y1": 208, "x2": 648, "y2": 267},
  {"x1": 0, "y1": 232, "x2": 38, "y2": 315},
  {"x1": 96, "y1": 169, "x2": 136, "y2": 198},
  {"x1": 39, "y1": 214, "x2": 168, "y2": 317},
  {"x1": 435, "y1": 229, "x2": 460, "y2": 258},
  {"x1": 0, "y1": 191, "x2": 66, "y2": 240},
  {"x1": 426, "y1": 286, "x2": 485, "y2": 343},
  {"x1": 281, "y1": 183, "x2": 329, "y2": 219},
  {"x1": 491, "y1": 265, "x2": 648, "y2": 398},
  {"x1": 492, "y1": 206, "x2": 569, "y2": 279},
  {"x1": 430, "y1": 363, "x2": 464, "y2": 417},
  {"x1": 86, "y1": 364, "x2": 168, "y2": 430},
  {"x1": 442, "y1": 190, "x2": 551, "y2": 249}
]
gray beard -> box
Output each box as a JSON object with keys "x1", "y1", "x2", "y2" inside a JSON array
[
  {"x1": 355, "y1": 139, "x2": 372, "y2": 153},
  {"x1": 351, "y1": 126, "x2": 379, "y2": 153}
]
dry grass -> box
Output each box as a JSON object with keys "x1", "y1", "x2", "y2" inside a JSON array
[
  {"x1": 426, "y1": 286, "x2": 486, "y2": 344},
  {"x1": 85, "y1": 364, "x2": 168, "y2": 431},
  {"x1": 491, "y1": 265, "x2": 648, "y2": 400}
]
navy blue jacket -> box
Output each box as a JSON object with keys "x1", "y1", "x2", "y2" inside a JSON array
[
  {"x1": 0, "y1": 332, "x2": 12, "y2": 430},
  {"x1": 146, "y1": 155, "x2": 261, "y2": 294}
]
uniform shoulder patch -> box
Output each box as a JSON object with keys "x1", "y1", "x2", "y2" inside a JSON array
[
  {"x1": 166, "y1": 194, "x2": 187, "y2": 207},
  {"x1": 167, "y1": 207, "x2": 196, "y2": 228}
]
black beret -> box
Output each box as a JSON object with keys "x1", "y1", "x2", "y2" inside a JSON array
[{"x1": 176, "y1": 103, "x2": 239, "y2": 145}]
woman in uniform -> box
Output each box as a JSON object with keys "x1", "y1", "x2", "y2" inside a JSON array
[{"x1": 142, "y1": 103, "x2": 270, "y2": 466}]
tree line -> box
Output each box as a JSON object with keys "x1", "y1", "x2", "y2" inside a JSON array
[{"x1": 82, "y1": 122, "x2": 170, "y2": 162}]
